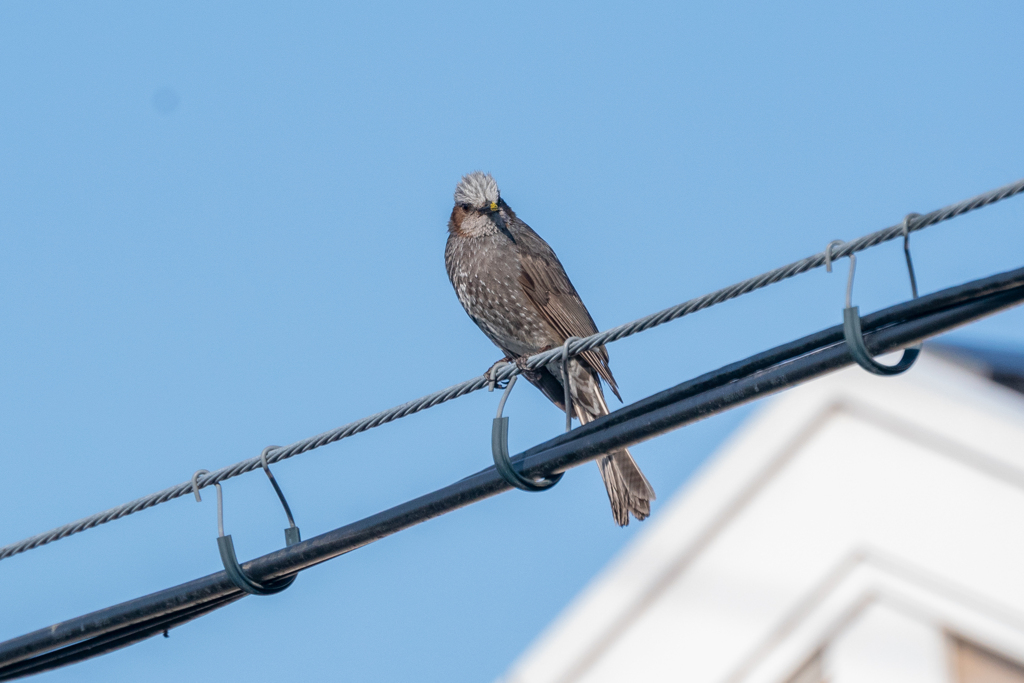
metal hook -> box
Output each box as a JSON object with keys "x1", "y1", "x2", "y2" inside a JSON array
[
  {"x1": 836, "y1": 235, "x2": 921, "y2": 376},
  {"x1": 825, "y1": 239, "x2": 845, "y2": 274},
  {"x1": 260, "y1": 447, "x2": 301, "y2": 547},
  {"x1": 191, "y1": 463, "x2": 300, "y2": 597},
  {"x1": 487, "y1": 362, "x2": 511, "y2": 393},
  {"x1": 561, "y1": 337, "x2": 578, "y2": 433},
  {"x1": 191, "y1": 470, "x2": 225, "y2": 537},
  {"x1": 844, "y1": 252, "x2": 857, "y2": 309},
  {"x1": 902, "y1": 213, "x2": 920, "y2": 299},
  {"x1": 491, "y1": 375, "x2": 564, "y2": 492}
]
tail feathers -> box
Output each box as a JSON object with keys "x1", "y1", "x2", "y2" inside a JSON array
[
  {"x1": 597, "y1": 449, "x2": 656, "y2": 526},
  {"x1": 577, "y1": 392, "x2": 656, "y2": 527}
]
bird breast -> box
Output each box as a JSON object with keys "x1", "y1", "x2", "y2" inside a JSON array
[{"x1": 446, "y1": 231, "x2": 557, "y2": 357}]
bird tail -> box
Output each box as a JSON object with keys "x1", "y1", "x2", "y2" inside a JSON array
[{"x1": 577, "y1": 386, "x2": 656, "y2": 527}]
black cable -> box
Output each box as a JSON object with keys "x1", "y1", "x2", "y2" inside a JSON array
[
  {"x1": 2, "y1": 266, "x2": 1022, "y2": 680},
  {"x1": 0, "y1": 594, "x2": 243, "y2": 681}
]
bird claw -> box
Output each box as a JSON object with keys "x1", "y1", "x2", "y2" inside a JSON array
[{"x1": 484, "y1": 347, "x2": 553, "y2": 391}]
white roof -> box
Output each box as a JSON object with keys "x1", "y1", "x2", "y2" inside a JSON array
[{"x1": 501, "y1": 350, "x2": 1024, "y2": 683}]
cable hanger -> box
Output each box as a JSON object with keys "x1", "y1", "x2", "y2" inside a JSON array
[
  {"x1": 191, "y1": 450, "x2": 301, "y2": 596},
  {"x1": 491, "y1": 373, "x2": 565, "y2": 492},
  {"x1": 827, "y1": 216, "x2": 922, "y2": 376},
  {"x1": 490, "y1": 337, "x2": 580, "y2": 491}
]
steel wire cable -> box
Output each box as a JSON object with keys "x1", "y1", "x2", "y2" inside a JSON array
[{"x1": 2, "y1": 177, "x2": 1023, "y2": 563}]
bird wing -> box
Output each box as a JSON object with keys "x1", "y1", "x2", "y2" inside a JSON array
[{"x1": 514, "y1": 223, "x2": 622, "y2": 400}]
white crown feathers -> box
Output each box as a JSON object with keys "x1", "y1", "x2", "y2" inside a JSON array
[{"x1": 454, "y1": 171, "x2": 500, "y2": 209}]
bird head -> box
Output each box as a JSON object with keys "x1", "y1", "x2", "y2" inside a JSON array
[{"x1": 449, "y1": 171, "x2": 515, "y2": 238}]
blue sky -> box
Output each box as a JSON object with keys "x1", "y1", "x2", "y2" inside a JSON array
[{"x1": 2, "y1": 2, "x2": 1023, "y2": 681}]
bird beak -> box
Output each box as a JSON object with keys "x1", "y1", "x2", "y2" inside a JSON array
[{"x1": 489, "y1": 205, "x2": 507, "y2": 231}]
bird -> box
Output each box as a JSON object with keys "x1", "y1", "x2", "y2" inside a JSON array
[{"x1": 444, "y1": 171, "x2": 655, "y2": 526}]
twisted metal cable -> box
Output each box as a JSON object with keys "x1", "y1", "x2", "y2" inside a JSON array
[
  {"x1": 532, "y1": 177, "x2": 1024, "y2": 368},
  {"x1": 3, "y1": 177, "x2": 1023, "y2": 562}
]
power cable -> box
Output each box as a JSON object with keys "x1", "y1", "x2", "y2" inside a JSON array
[{"x1": 2, "y1": 265, "x2": 1023, "y2": 680}]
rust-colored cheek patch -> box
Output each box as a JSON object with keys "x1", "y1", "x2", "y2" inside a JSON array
[{"x1": 449, "y1": 205, "x2": 468, "y2": 235}]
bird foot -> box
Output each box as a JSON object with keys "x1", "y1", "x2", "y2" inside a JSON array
[
  {"x1": 515, "y1": 345, "x2": 550, "y2": 372},
  {"x1": 513, "y1": 355, "x2": 533, "y2": 371}
]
